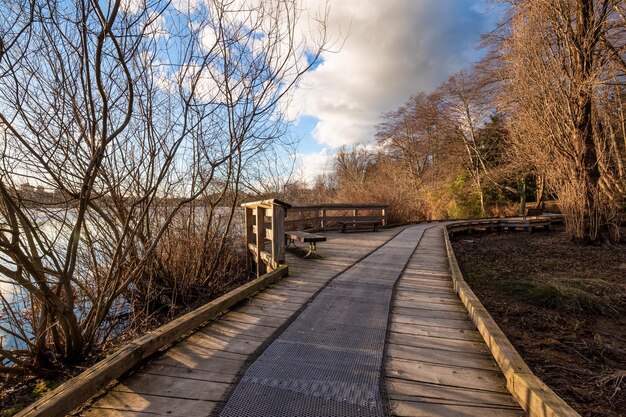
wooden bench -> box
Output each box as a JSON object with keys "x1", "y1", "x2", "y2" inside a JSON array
[
  {"x1": 339, "y1": 220, "x2": 381, "y2": 233},
  {"x1": 526, "y1": 207, "x2": 543, "y2": 216},
  {"x1": 285, "y1": 231, "x2": 327, "y2": 258},
  {"x1": 500, "y1": 219, "x2": 551, "y2": 233}
]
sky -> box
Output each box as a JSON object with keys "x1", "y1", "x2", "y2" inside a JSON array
[{"x1": 289, "y1": 0, "x2": 501, "y2": 183}]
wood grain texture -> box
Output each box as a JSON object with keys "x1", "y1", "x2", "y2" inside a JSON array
[
  {"x1": 70, "y1": 227, "x2": 403, "y2": 417},
  {"x1": 385, "y1": 226, "x2": 526, "y2": 417},
  {"x1": 16, "y1": 264, "x2": 288, "y2": 417},
  {"x1": 443, "y1": 223, "x2": 581, "y2": 417}
]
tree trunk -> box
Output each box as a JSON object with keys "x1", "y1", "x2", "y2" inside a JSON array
[
  {"x1": 518, "y1": 176, "x2": 527, "y2": 216},
  {"x1": 575, "y1": 0, "x2": 603, "y2": 243}
]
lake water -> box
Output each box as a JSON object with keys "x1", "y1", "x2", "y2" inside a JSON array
[{"x1": 0, "y1": 206, "x2": 245, "y2": 356}]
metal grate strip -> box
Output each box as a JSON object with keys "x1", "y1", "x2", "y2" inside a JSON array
[{"x1": 219, "y1": 226, "x2": 426, "y2": 417}]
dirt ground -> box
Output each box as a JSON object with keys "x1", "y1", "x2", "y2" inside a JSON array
[{"x1": 452, "y1": 226, "x2": 626, "y2": 417}]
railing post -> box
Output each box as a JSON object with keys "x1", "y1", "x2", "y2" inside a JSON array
[
  {"x1": 245, "y1": 206, "x2": 254, "y2": 271},
  {"x1": 382, "y1": 208, "x2": 387, "y2": 227},
  {"x1": 256, "y1": 206, "x2": 267, "y2": 277},
  {"x1": 242, "y1": 199, "x2": 291, "y2": 278},
  {"x1": 320, "y1": 209, "x2": 326, "y2": 230},
  {"x1": 272, "y1": 204, "x2": 285, "y2": 266}
]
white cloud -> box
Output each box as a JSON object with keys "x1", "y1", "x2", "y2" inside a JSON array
[
  {"x1": 297, "y1": 148, "x2": 334, "y2": 184},
  {"x1": 170, "y1": 0, "x2": 202, "y2": 13},
  {"x1": 199, "y1": 25, "x2": 218, "y2": 51},
  {"x1": 120, "y1": 0, "x2": 145, "y2": 14},
  {"x1": 292, "y1": 0, "x2": 493, "y2": 148},
  {"x1": 144, "y1": 12, "x2": 169, "y2": 39}
]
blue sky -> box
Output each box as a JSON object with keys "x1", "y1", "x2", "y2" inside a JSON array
[{"x1": 287, "y1": 0, "x2": 502, "y2": 182}]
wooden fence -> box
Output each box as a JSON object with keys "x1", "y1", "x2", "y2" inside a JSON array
[
  {"x1": 242, "y1": 199, "x2": 290, "y2": 277},
  {"x1": 284, "y1": 203, "x2": 388, "y2": 231}
]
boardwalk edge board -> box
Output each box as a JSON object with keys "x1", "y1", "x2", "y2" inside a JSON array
[
  {"x1": 443, "y1": 223, "x2": 581, "y2": 417},
  {"x1": 15, "y1": 264, "x2": 289, "y2": 417}
]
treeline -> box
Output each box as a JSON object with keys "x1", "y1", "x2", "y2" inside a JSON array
[{"x1": 299, "y1": 0, "x2": 626, "y2": 244}]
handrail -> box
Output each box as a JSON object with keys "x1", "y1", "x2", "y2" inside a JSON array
[
  {"x1": 242, "y1": 199, "x2": 290, "y2": 277},
  {"x1": 285, "y1": 203, "x2": 388, "y2": 231}
]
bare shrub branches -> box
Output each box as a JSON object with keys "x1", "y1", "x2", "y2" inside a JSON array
[
  {"x1": 0, "y1": 0, "x2": 328, "y2": 371},
  {"x1": 501, "y1": 0, "x2": 626, "y2": 242}
]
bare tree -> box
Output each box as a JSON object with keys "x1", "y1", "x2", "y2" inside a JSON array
[
  {"x1": 0, "y1": 0, "x2": 328, "y2": 372},
  {"x1": 501, "y1": 0, "x2": 626, "y2": 242},
  {"x1": 439, "y1": 69, "x2": 501, "y2": 215}
]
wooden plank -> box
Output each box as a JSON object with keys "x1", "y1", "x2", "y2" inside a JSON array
[
  {"x1": 253, "y1": 291, "x2": 310, "y2": 303},
  {"x1": 163, "y1": 342, "x2": 249, "y2": 363},
  {"x1": 389, "y1": 399, "x2": 524, "y2": 417},
  {"x1": 152, "y1": 352, "x2": 245, "y2": 375},
  {"x1": 15, "y1": 265, "x2": 288, "y2": 417},
  {"x1": 269, "y1": 280, "x2": 324, "y2": 292},
  {"x1": 389, "y1": 316, "x2": 476, "y2": 334},
  {"x1": 79, "y1": 407, "x2": 163, "y2": 417},
  {"x1": 389, "y1": 321, "x2": 483, "y2": 341},
  {"x1": 89, "y1": 391, "x2": 217, "y2": 417},
  {"x1": 394, "y1": 290, "x2": 462, "y2": 304},
  {"x1": 272, "y1": 205, "x2": 286, "y2": 263},
  {"x1": 388, "y1": 332, "x2": 490, "y2": 355},
  {"x1": 397, "y1": 278, "x2": 453, "y2": 288},
  {"x1": 140, "y1": 362, "x2": 237, "y2": 383},
  {"x1": 233, "y1": 304, "x2": 296, "y2": 319},
  {"x1": 255, "y1": 206, "x2": 266, "y2": 276},
  {"x1": 386, "y1": 343, "x2": 500, "y2": 371},
  {"x1": 184, "y1": 330, "x2": 264, "y2": 356},
  {"x1": 394, "y1": 289, "x2": 460, "y2": 300},
  {"x1": 386, "y1": 378, "x2": 521, "y2": 408},
  {"x1": 220, "y1": 311, "x2": 286, "y2": 328},
  {"x1": 200, "y1": 321, "x2": 272, "y2": 339},
  {"x1": 391, "y1": 315, "x2": 476, "y2": 330},
  {"x1": 112, "y1": 373, "x2": 230, "y2": 402},
  {"x1": 242, "y1": 298, "x2": 302, "y2": 311},
  {"x1": 392, "y1": 306, "x2": 473, "y2": 321},
  {"x1": 386, "y1": 357, "x2": 509, "y2": 393},
  {"x1": 202, "y1": 318, "x2": 279, "y2": 337}
]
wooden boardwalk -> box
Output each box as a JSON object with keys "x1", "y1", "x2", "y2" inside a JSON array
[
  {"x1": 385, "y1": 227, "x2": 523, "y2": 416},
  {"x1": 75, "y1": 225, "x2": 524, "y2": 417}
]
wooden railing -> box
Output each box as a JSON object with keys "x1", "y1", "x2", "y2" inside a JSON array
[
  {"x1": 242, "y1": 199, "x2": 291, "y2": 277},
  {"x1": 284, "y1": 203, "x2": 388, "y2": 231}
]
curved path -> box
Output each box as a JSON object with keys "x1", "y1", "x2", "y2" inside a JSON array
[
  {"x1": 76, "y1": 225, "x2": 524, "y2": 417},
  {"x1": 219, "y1": 226, "x2": 426, "y2": 417}
]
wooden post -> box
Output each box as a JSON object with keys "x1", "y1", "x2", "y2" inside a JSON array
[
  {"x1": 382, "y1": 208, "x2": 387, "y2": 227},
  {"x1": 320, "y1": 209, "x2": 326, "y2": 230},
  {"x1": 242, "y1": 199, "x2": 291, "y2": 278},
  {"x1": 272, "y1": 204, "x2": 285, "y2": 267},
  {"x1": 256, "y1": 206, "x2": 266, "y2": 277},
  {"x1": 245, "y1": 207, "x2": 254, "y2": 271}
]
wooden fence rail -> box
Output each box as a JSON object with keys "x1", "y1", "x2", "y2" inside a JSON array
[{"x1": 284, "y1": 203, "x2": 388, "y2": 231}]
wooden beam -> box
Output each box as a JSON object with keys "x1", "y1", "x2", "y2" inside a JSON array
[
  {"x1": 443, "y1": 227, "x2": 580, "y2": 417},
  {"x1": 256, "y1": 206, "x2": 266, "y2": 277},
  {"x1": 272, "y1": 205, "x2": 285, "y2": 264},
  {"x1": 14, "y1": 265, "x2": 289, "y2": 417}
]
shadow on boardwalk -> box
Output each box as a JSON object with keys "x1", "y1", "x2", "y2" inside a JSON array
[{"x1": 76, "y1": 225, "x2": 525, "y2": 417}]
